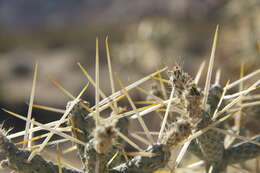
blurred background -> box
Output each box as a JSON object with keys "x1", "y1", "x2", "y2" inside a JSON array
[{"x1": 0, "y1": 0, "x2": 259, "y2": 172}]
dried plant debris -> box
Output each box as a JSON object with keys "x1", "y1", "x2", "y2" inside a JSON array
[
  {"x1": 163, "y1": 119, "x2": 191, "y2": 151},
  {"x1": 168, "y1": 65, "x2": 194, "y2": 96},
  {"x1": 165, "y1": 65, "x2": 204, "y2": 125},
  {"x1": 93, "y1": 121, "x2": 117, "y2": 154},
  {"x1": 1, "y1": 31, "x2": 260, "y2": 173},
  {"x1": 0, "y1": 130, "x2": 80, "y2": 173}
]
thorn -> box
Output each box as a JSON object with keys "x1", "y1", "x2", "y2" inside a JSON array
[
  {"x1": 49, "y1": 77, "x2": 75, "y2": 99},
  {"x1": 32, "y1": 104, "x2": 65, "y2": 114},
  {"x1": 23, "y1": 63, "x2": 38, "y2": 149},
  {"x1": 195, "y1": 61, "x2": 206, "y2": 84},
  {"x1": 95, "y1": 37, "x2": 101, "y2": 125},
  {"x1": 106, "y1": 36, "x2": 118, "y2": 111},
  {"x1": 202, "y1": 25, "x2": 219, "y2": 109},
  {"x1": 158, "y1": 86, "x2": 175, "y2": 142}
]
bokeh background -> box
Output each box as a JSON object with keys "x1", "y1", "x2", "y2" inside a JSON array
[{"x1": 0, "y1": 0, "x2": 259, "y2": 172}]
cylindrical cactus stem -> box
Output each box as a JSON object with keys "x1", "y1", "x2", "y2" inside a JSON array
[
  {"x1": 68, "y1": 100, "x2": 96, "y2": 143},
  {"x1": 188, "y1": 139, "x2": 203, "y2": 159},
  {"x1": 207, "y1": 85, "x2": 225, "y2": 117},
  {"x1": 0, "y1": 130, "x2": 82, "y2": 173},
  {"x1": 192, "y1": 85, "x2": 226, "y2": 171},
  {"x1": 195, "y1": 111, "x2": 225, "y2": 167},
  {"x1": 188, "y1": 85, "x2": 225, "y2": 163},
  {"x1": 67, "y1": 100, "x2": 96, "y2": 170},
  {"x1": 225, "y1": 135, "x2": 260, "y2": 164},
  {"x1": 109, "y1": 144, "x2": 171, "y2": 173}
]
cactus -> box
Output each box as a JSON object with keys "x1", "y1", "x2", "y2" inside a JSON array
[{"x1": 0, "y1": 27, "x2": 259, "y2": 173}]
